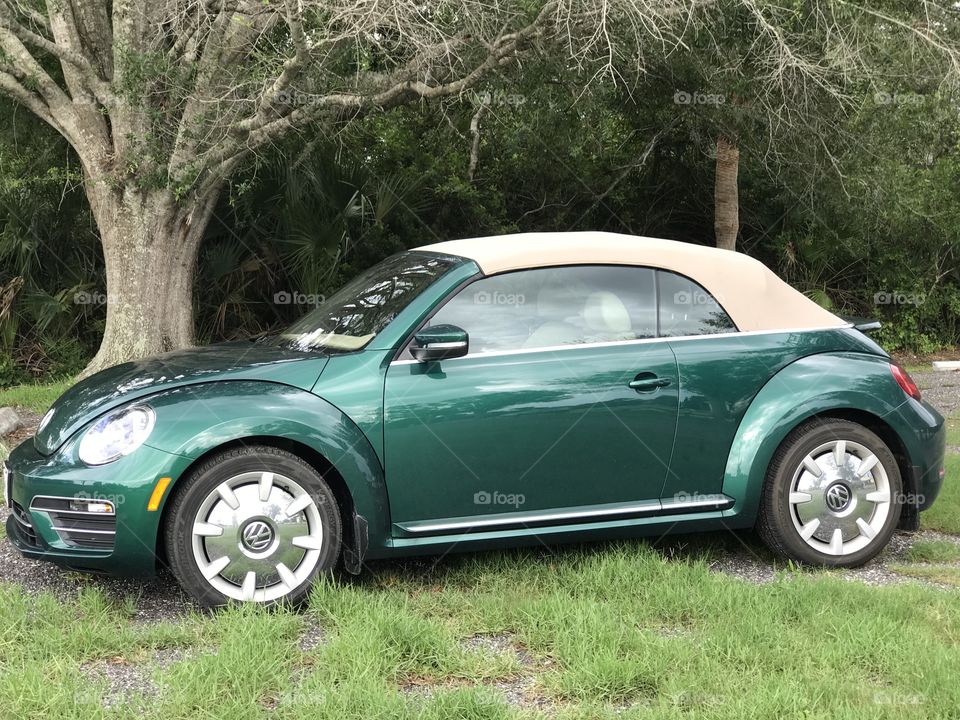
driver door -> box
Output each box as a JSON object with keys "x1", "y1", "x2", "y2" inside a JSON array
[{"x1": 382, "y1": 265, "x2": 680, "y2": 533}]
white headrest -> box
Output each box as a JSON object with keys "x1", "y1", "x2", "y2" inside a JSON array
[{"x1": 583, "y1": 292, "x2": 632, "y2": 333}]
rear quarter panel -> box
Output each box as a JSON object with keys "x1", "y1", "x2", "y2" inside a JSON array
[
  {"x1": 663, "y1": 329, "x2": 868, "y2": 500},
  {"x1": 721, "y1": 351, "x2": 945, "y2": 524}
]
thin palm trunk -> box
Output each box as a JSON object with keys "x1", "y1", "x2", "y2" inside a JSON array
[{"x1": 714, "y1": 136, "x2": 740, "y2": 251}]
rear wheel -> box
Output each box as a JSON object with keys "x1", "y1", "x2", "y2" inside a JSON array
[
  {"x1": 757, "y1": 418, "x2": 902, "y2": 567},
  {"x1": 165, "y1": 446, "x2": 342, "y2": 606}
]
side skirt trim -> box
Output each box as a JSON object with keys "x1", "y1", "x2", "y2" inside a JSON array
[{"x1": 394, "y1": 494, "x2": 734, "y2": 537}]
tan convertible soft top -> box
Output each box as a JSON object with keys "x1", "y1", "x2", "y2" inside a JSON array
[{"x1": 416, "y1": 231, "x2": 847, "y2": 333}]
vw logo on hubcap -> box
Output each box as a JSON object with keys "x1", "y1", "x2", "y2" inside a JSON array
[
  {"x1": 240, "y1": 520, "x2": 275, "y2": 553},
  {"x1": 825, "y1": 483, "x2": 852, "y2": 512}
]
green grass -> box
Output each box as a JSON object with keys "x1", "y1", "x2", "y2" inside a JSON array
[
  {"x1": 946, "y1": 413, "x2": 960, "y2": 447},
  {"x1": 923, "y1": 454, "x2": 960, "y2": 535},
  {"x1": 0, "y1": 378, "x2": 73, "y2": 414},
  {"x1": 4, "y1": 544, "x2": 960, "y2": 719},
  {"x1": 890, "y1": 564, "x2": 960, "y2": 588},
  {"x1": 904, "y1": 539, "x2": 960, "y2": 563}
]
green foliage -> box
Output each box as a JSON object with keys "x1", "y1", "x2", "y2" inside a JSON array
[
  {"x1": 0, "y1": 106, "x2": 103, "y2": 384},
  {"x1": 2, "y1": 32, "x2": 960, "y2": 372}
]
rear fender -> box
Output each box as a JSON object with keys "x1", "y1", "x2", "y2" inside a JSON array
[{"x1": 721, "y1": 352, "x2": 913, "y2": 524}]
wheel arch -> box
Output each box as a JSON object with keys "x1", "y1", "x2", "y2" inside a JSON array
[
  {"x1": 156, "y1": 436, "x2": 365, "y2": 571},
  {"x1": 721, "y1": 352, "x2": 914, "y2": 525},
  {"x1": 142, "y1": 380, "x2": 391, "y2": 570}
]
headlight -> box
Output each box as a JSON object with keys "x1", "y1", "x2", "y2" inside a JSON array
[{"x1": 78, "y1": 406, "x2": 156, "y2": 466}]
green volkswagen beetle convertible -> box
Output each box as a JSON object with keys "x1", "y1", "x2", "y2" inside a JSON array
[{"x1": 4, "y1": 232, "x2": 947, "y2": 605}]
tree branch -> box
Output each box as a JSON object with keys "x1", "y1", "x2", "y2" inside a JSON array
[
  {"x1": 0, "y1": 65, "x2": 55, "y2": 125},
  {"x1": 0, "y1": 4, "x2": 112, "y2": 101},
  {"x1": 467, "y1": 91, "x2": 490, "y2": 181},
  {"x1": 5, "y1": 1, "x2": 50, "y2": 36},
  {"x1": 195, "y1": 1, "x2": 559, "y2": 182}
]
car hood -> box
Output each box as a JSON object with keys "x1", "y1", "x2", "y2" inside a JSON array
[{"x1": 34, "y1": 342, "x2": 329, "y2": 455}]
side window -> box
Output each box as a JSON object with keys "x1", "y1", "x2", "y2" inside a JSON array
[
  {"x1": 657, "y1": 271, "x2": 736, "y2": 337},
  {"x1": 426, "y1": 265, "x2": 657, "y2": 354}
]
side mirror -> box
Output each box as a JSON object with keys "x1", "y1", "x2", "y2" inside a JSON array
[{"x1": 410, "y1": 324, "x2": 469, "y2": 362}]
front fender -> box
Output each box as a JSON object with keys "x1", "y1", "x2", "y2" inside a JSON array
[
  {"x1": 142, "y1": 380, "x2": 391, "y2": 554},
  {"x1": 721, "y1": 352, "x2": 943, "y2": 524}
]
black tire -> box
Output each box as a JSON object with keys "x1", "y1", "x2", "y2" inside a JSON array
[
  {"x1": 164, "y1": 445, "x2": 342, "y2": 607},
  {"x1": 757, "y1": 418, "x2": 902, "y2": 568}
]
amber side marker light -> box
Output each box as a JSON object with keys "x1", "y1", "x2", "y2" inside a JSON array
[
  {"x1": 147, "y1": 477, "x2": 172, "y2": 511},
  {"x1": 890, "y1": 363, "x2": 922, "y2": 401}
]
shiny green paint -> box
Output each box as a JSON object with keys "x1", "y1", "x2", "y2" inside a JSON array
[
  {"x1": 383, "y1": 342, "x2": 679, "y2": 525},
  {"x1": 310, "y1": 260, "x2": 481, "y2": 466},
  {"x1": 414, "y1": 323, "x2": 470, "y2": 345},
  {"x1": 3, "y1": 251, "x2": 948, "y2": 577},
  {"x1": 142, "y1": 381, "x2": 393, "y2": 556},
  {"x1": 663, "y1": 328, "x2": 876, "y2": 501},
  {"x1": 34, "y1": 342, "x2": 330, "y2": 455},
  {"x1": 6, "y1": 437, "x2": 193, "y2": 574},
  {"x1": 720, "y1": 349, "x2": 947, "y2": 524}
]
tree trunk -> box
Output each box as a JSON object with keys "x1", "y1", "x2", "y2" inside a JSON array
[
  {"x1": 713, "y1": 136, "x2": 740, "y2": 251},
  {"x1": 80, "y1": 183, "x2": 220, "y2": 378}
]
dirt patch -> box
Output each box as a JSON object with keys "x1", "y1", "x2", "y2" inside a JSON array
[
  {"x1": 400, "y1": 633, "x2": 559, "y2": 713},
  {"x1": 1, "y1": 407, "x2": 42, "y2": 449},
  {"x1": 893, "y1": 348, "x2": 960, "y2": 366},
  {"x1": 78, "y1": 649, "x2": 194, "y2": 710}
]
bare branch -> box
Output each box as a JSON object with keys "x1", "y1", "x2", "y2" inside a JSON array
[
  {"x1": 5, "y1": 1, "x2": 50, "y2": 36},
  {"x1": 468, "y1": 91, "x2": 491, "y2": 181},
  {"x1": 194, "y1": 1, "x2": 560, "y2": 181},
  {"x1": 0, "y1": 4, "x2": 112, "y2": 101},
  {"x1": 0, "y1": 65, "x2": 55, "y2": 124}
]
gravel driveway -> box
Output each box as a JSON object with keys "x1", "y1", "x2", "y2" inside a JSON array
[{"x1": 1, "y1": 367, "x2": 958, "y2": 617}]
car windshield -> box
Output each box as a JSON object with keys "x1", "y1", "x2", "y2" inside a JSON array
[{"x1": 275, "y1": 252, "x2": 462, "y2": 353}]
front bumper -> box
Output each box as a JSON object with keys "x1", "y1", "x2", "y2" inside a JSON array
[{"x1": 4, "y1": 438, "x2": 192, "y2": 575}]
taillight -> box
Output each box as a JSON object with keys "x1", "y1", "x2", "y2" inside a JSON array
[{"x1": 890, "y1": 363, "x2": 922, "y2": 401}]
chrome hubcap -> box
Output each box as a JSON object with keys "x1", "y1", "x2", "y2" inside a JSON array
[
  {"x1": 789, "y1": 439, "x2": 891, "y2": 556},
  {"x1": 191, "y1": 471, "x2": 323, "y2": 602}
]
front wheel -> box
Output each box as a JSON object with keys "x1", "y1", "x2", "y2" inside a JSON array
[
  {"x1": 164, "y1": 446, "x2": 342, "y2": 606},
  {"x1": 757, "y1": 418, "x2": 902, "y2": 567}
]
